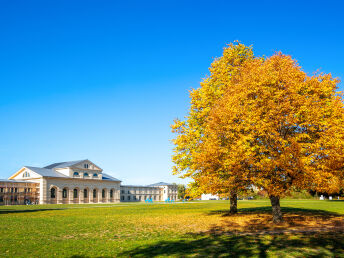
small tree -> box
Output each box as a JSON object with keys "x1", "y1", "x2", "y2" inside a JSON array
[
  {"x1": 198, "y1": 53, "x2": 344, "y2": 223},
  {"x1": 177, "y1": 184, "x2": 186, "y2": 199}
]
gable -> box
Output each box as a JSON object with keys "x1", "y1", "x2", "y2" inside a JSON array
[
  {"x1": 72, "y1": 160, "x2": 102, "y2": 171},
  {"x1": 9, "y1": 167, "x2": 42, "y2": 180}
]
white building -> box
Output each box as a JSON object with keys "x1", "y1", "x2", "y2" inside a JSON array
[
  {"x1": 201, "y1": 194, "x2": 220, "y2": 200},
  {"x1": 1, "y1": 159, "x2": 178, "y2": 205}
]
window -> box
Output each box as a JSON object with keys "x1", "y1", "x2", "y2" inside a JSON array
[
  {"x1": 73, "y1": 189, "x2": 78, "y2": 198},
  {"x1": 0, "y1": 188, "x2": 4, "y2": 193},
  {"x1": 128, "y1": 196, "x2": 131, "y2": 200},
  {"x1": 0, "y1": 196, "x2": 3, "y2": 202},
  {"x1": 121, "y1": 190, "x2": 124, "y2": 194},
  {"x1": 102, "y1": 189, "x2": 105, "y2": 198},
  {"x1": 139, "y1": 196, "x2": 141, "y2": 201},
  {"x1": 84, "y1": 173, "x2": 89, "y2": 177},
  {"x1": 84, "y1": 164, "x2": 89, "y2": 169},
  {"x1": 14, "y1": 196, "x2": 17, "y2": 202},
  {"x1": 15, "y1": 188, "x2": 17, "y2": 193},
  {"x1": 62, "y1": 189, "x2": 67, "y2": 198},
  {"x1": 128, "y1": 190, "x2": 130, "y2": 194},
  {"x1": 93, "y1": 173, "x2": 98, "y2": 177},
  {"x1": 51, "y1": 188, "x2": 56, "y2": 198},
  {"x1": 73, "y1": 172, "x2": 79, "y2": 176},
  {"x1": 84, "y1": 189, "x2": 88, "y2": 198},
  {"x1": 110, "y1": 190, "x2": 113, "y2": 198},
  {"x1": 93, "y1": 189, "x2": 97, "y2": 198},
  {"x1": 22, "y1": 171, "x2": 30, "y2": 177},
  {"x1": 121, "y1": 196, "x2": 124, "y2": 201}
]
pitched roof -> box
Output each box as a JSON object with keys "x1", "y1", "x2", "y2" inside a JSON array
[
  {"x1": 44, "y1": 160, "x2": 87, "y2": 169},
  {"x1": 25, "y1": 166, "x2": 68, "y2": 178},
  {"x1": 102, "y1": 173, "x2": 121, "y2": 182},
  {"x1": 0, "y1": 179, "x2": 36, "y2": 183},
  {"x1": 146, "y1": 182, "x2": 172, "y2": 187}
]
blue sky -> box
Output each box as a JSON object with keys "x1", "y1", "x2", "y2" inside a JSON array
[{"x1": 0, "y1": 0, "x2": 343, "y2": 184}]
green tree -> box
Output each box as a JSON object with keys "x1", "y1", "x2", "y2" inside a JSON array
[{"x1": 177, "y1": 184, "x2": 186, "y2": 199}]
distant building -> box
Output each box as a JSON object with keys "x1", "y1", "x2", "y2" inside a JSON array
[
  {"x1": 0, "y1": 159, "x2": 178, "y2": 205},
  {"x1": 120, "y1": 182, "x2": 177, "y2": 202},
  {"x1": 201, "y1": 194, "x2": 220, "y2": 200}
]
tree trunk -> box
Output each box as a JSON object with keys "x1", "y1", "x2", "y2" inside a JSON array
[
  {"x1": 229, "y1": 191, "x2": 237, "y2": 214},
  {"x1": 269, "y1": 195, "x2": 283, "y2": 223}
]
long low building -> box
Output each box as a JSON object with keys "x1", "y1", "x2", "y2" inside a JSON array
[{"x1": 0, "y1": 159, "x2": 178, "y2": 205}]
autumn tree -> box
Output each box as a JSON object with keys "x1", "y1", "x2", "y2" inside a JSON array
[
  {"x1": 198, "y1": 53, "x2": 344, "y2": 223},
  {"x1": 171, "y1": 42, "x2": 254, "y2": 213}
]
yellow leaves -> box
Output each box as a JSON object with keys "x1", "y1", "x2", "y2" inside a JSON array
[{"x1": 172, "y1": 42, "x2": 344, "y2": 199}]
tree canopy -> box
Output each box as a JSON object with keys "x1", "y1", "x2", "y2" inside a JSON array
[{"x1": 172, "y1": 42, "x2": 344, "y2": 223}]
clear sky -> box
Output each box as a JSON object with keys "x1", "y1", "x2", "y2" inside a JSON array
[{"x1": 0, "y1": 0, "x2": 343, "y2": 184}]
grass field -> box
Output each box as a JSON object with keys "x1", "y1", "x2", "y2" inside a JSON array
[{"x1": 0, "y1": 200, "x2": 344, "y2": 257}]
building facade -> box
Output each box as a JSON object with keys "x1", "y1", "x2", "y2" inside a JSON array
[
  {"x1": 0, "y1": 159, "x2": 178, "y2": 205},
  {"x1": 120, "y1": 182, "x2": 178, "y2": 202}
]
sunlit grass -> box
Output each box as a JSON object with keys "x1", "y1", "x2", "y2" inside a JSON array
[{"x1": 0, "y1": 200, "x2": 343, "y2": 257}]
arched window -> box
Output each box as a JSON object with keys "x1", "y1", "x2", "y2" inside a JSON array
[
  {"x1": 73, "y1": 172, "x2": 79, "y2": 176},
  {"x1": 73, "y1": 189, "x2": 78, "y2": 198},
  {"x1": 93, "y1": 189, "x2": 97, "y2": 198},
  {"x1": 84, "y1": 163, "x2": 89, "y2": 169},
  {"x1": 93, "y1": 173, "x2": 98, "y2": 177},
  {"x1": 110, "y1": 189, "x2": 113, "y2": 198},
  {"x1": 22, "y1": 171, "x2": 30, "y2": 178},
  {"x1": 84, "y1": 173, "x2": 89, "y2": 177},
  {"x1": 51, "y1": 188, "x2": 56, "y2": 198},
  {"x1": 62, "y1": 188, "x2": 67, "y2": 198},
  {"x1": 84, "y1": 189, "x2": 88, "y2": 198},
  {"x1": 102, "y1": 189, "x2": 105, "y2": 198}
]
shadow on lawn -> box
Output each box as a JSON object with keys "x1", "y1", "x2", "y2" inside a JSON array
[
  {"x1": 119, "y1": 231, "x2": 344, "y2": 257},
  {"x1": 119, "y1": 207, "x2": 344, "y2": 257},
  {"x1": 0, "y1": 208, "x2": 65, "y2": 215},
  {"x1": 208, "y1": 206, "x2": 342, "y2": 217}
]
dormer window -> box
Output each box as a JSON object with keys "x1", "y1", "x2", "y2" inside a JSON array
[
  {"x1": 84, "y1": 164, "x2": 89, "y2": 169},
  {"x1": 84, "y1": 173, "x2": 89, "y2": 177},
  {"x1": 93, "y1": 173, "x2": 98, "y2": 177},
  {"x1": 73, "y1": 172, "x2": 79, "y2": 176},
  {"x1": 22, "y1": 171, "x2": 30, "y2": 178}
]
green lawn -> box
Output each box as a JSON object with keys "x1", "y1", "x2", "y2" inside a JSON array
[{"x1": 0, "y1": 200, "x2": 343, "y2": 257}]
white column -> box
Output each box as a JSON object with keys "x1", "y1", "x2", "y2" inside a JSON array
[
  {"x1": 98, "y1": 189, "x2": 103, "y2": 203},
  {"x1": 69, "y1": 189, "x2": 74, "y2": 204},
  {"x1": 57, "y1": 188, "x2": 63, "y2": 204},
  {"x1": 79, "y1": 189, "x2": 84, "y2": 204}
]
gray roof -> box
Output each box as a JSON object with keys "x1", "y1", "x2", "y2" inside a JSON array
[
  {"x1": 44, "y1": 160, "x2": 86, "y2": 169},
  {"x1": 0, "y1": 179, "x2": 36, "y2": 183},
  {"x1": 25, "y1": 166, "x2": 68, "y2": 178},
  {"x1": 102, "y1": 173, "x2": 121, "y2": 182},
  {"x1": 146, "y1": 182, "x2": 173, "y2": 187}
]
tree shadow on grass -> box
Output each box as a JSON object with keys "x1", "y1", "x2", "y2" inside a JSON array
[
  {"x1": 119, "y1": 207, "x2": 344, "y2": 257},
  {"x1": 208, "y1": 206, "x2": 343, "y2": 217},
  {"x1": 119, "y1": 232, "x2": 344, "y2": 257},
  {"x1": 0, "y1": 208, "x2": 66, "y2": 215}
]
